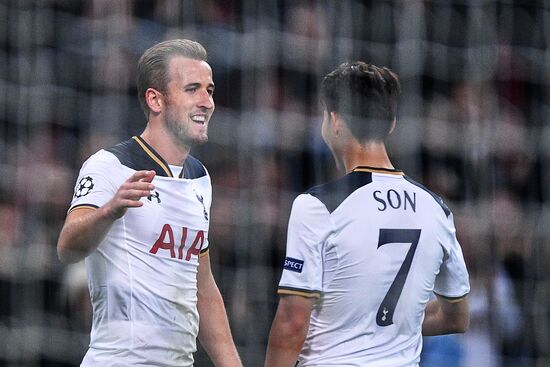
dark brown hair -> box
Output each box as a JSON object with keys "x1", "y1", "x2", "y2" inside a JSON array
[{"x1": 320, "y1": 61, "x2": 401, "y2": 141}]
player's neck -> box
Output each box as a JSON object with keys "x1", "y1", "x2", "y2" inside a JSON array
[
  {"x1": 341, "y1": 140, "x2": 394, "y2": 173},
  {"x1": 140, "y1": 123, "x2": 190, "y2": 165}
]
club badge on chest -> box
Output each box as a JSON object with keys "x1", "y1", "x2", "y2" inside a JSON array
[{"x1": 193, "y1": 189, "x2": 209, "y2": 222}]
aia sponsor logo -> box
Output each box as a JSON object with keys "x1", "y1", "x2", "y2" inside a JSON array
[{"x1": 149, "y1": 224, "x2": 204, "y2": 261}]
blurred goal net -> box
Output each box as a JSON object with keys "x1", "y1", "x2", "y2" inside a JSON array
[{"x1": 0, "y1": 1, "x2": 548, "y2": 366}]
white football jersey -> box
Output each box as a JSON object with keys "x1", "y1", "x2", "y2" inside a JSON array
[
  {"x1": 278, "y1": 166, "x2": 470, "y2": 367},
  {"x1": 70, "y1": 136, "x2": 212, "y2": 367}
]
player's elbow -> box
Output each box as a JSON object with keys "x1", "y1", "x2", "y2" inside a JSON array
[
  {"x1": 57, "y1": 236, "x2": 85, "y2": 264},
  {"x1": 451, "y1": 312, "x2": 470, "y2": 333},
  {"x1": 445, "y1": 317, "x2": 469, "y2": 334},
  {"x1": 57, "y1": 243, "x2": 78, "y2": 264},
  {"x1": 443, "y1": 303, "x2": 470, "y2": 334},
  {"x1": 283, "y1": 316, "x2": 309, "y2": 338},
  {"x1": 436, "y1": 295, "x2": 470, "y2": 334},
  {"x1": 269, "y1": 300, "x2": 312, "y2": 346}
]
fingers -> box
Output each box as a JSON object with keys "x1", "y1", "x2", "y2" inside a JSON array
[
  {"x1": 118, "y1": 171, "x2": 156, "y2": 202},
  {"x1": 129, "y1": 170, "x2": 156, "y2": 183},
  {"x1": 125, "y1": 170, "x2": 155, "y2": 191},
  {"x1": 140, "y1": 172, "x2": 156, "y2": 183},
  {"x1": 121, "y1": 188, "x2": 154, "y2": 201},
  {"x1": 119, "y1": 198, "x2": 145, "y2": 208},
  {"x1": 108, "y1": 170, "x2": 159, "y2": 219},
  {"x1": 124, "y1": 181, "x2": 155, "y2": 192}
]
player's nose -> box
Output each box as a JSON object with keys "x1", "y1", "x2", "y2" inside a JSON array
[{"x1": 197, "y1": 89, "x2": 214, "y2": 110}]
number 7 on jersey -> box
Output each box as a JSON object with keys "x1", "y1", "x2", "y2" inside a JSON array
[{"x1": 376, "y1": 228, "x2": 422, "y2": 327}]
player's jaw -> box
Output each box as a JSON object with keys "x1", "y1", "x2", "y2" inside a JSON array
[
  {"x1": 164, "y1": 108, "x2": 211, "y2": 146},
  {"x1": 188, "y1": 110, "x2": 210, "y2": 143}
]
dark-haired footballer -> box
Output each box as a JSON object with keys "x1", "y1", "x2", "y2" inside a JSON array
[{"x1": 266, "y1": 62, "x2": 470, "y2": 367}]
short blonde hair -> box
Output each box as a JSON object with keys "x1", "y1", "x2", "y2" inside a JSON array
[{"x1": 136, "y1": 39, "x2": 208, "y2": 119}]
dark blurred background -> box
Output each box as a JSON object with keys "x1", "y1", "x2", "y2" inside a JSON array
[{"x1": 0, "y1": 0, "x2": 548, "y2": 366}]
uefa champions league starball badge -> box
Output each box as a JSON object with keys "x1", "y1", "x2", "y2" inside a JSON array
[{"x1": 74, "y1": 176, "x2": 94, "y2": 198}]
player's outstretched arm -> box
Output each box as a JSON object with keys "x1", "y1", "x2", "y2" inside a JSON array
[
  {"x1": 57, "y1": 170, "x2": 156, "y2": 264},
  {"x1": 265, "y1": 295, "x2": 314, "y2": 367},
  {"x1": 197, "y1": 253, "x2": 242, "y2": 367},
  {"x1": 422, "y1": 294, "x2": 470, "y2": 336}
]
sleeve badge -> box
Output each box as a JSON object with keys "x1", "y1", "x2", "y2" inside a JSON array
[{"x1": 74, "y1": 176, "x2": 94, "y2": 198}]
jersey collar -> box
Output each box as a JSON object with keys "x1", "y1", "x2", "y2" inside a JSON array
[
  {"x1": 352, "y1": 166, "x2": 404, "y2": 175},
  {"x1": 132, "y1": 136, "x2": 178, "y2": 178}
]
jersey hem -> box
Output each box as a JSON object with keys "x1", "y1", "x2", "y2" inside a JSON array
[
  {"x1": 278, "y1": 286, "x2": 321, "y2": 298},
  {"x1": 434, "y1": 291, "x2": 469, "y2": 302},
  {"x1": 69, "y1": 204, "x2": 99, "y2": 213}
]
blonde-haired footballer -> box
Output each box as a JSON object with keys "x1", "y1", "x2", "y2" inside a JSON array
[
  {"x1": 265, "y1": 62, "x2": 470, "y2": 367},
  {"x1": 57, "y1": 39, "x2": 242, "y2": 367}
]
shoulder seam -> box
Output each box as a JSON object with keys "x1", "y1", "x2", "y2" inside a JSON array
[
  {"x1": 403, "y1": 176, "x2": 451, "y2": 217},
  {"x1": 306, "y1": 171, "x2": 373, "y2": 214}
]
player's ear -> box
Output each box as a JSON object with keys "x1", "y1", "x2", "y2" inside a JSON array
[
  {"x1": 330, "y1": 111, "x2": 343, "y2": 136},
  {"x1": 388, "y1": 117, "x2": 397, "y2": 135},
  {"x1": 145, "y1": 88, "x2": 164, "y2": 114}
]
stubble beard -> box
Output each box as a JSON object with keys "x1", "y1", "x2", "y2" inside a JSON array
[{"x1": 165, "y1": 113, "x2": 208, "y2": 148}]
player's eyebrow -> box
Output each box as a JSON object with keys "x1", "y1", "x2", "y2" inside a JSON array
[{"x1": 184, "y1": 82, "x2": 215, "y2": 90}]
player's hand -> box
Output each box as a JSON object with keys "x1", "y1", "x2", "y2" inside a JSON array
[{"x1": 105, "y1": 170, "x2": 156, "y2": 219}]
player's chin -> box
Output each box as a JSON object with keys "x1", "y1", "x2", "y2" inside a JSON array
[{"x1": 192, "y1": 134, "x2": 208, "y2": 145}]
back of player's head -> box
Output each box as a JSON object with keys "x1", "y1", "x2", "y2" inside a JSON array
[
  {"x1": 137, "y1": 39, "x2": 208, "y2": 119},
  {"x1": 320, "y1": 61, "x2": 401, "y2": 142}
]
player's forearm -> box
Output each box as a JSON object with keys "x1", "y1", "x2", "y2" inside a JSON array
[
  {"x1": 57, "y1": 207, "x2": 117, "y2": 263},
  {"x1": 265, "y1": 322, "x2": 307, "y2": 367},
  {"x1": 422, "y1": 298, "x2": 445, "y2": 335},
  {"x1": 265, "y1": 309, "x2": 309, "y2": 367},
  {"x1": 264, "y1": 348, "x2": 301, "y2": 367},
  {"x1": 265, "y1": 337, "x2": 303, "y2": 367},
  {"x1": 265, "y1": 295, "x2": 313, "y2": 367},
  {"x1": 197, "y1": 287, "x2": 242, "y2": 366}
]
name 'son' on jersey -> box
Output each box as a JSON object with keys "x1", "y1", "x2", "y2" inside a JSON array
[
  {"x1": 373, "y1": 189, "x2": 416, "y2": 212},
  {"x1": 149, "y1": 223, "x2": 205, "y2": 261}
]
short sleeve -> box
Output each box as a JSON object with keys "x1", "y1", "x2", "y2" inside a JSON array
[
  {"x1": 434, "y1": 213, "x2": 470, "y2": 299},
  {"x1": 69, "y1": 150, "x2": 122, "y2": 213},
  {"x1": 199, "y1": 237, "x2": 209, "y2": 255},
  {"x1": 197, "y1": 166, "x2": 211, "y2": 254},
  {"x1": 278, "y1": 194, "x2": 332, "y2": 298}
]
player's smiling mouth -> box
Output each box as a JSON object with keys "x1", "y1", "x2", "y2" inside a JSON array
[{"x1": 190, "y1": 114, "x2": 207, "y2": 125}]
